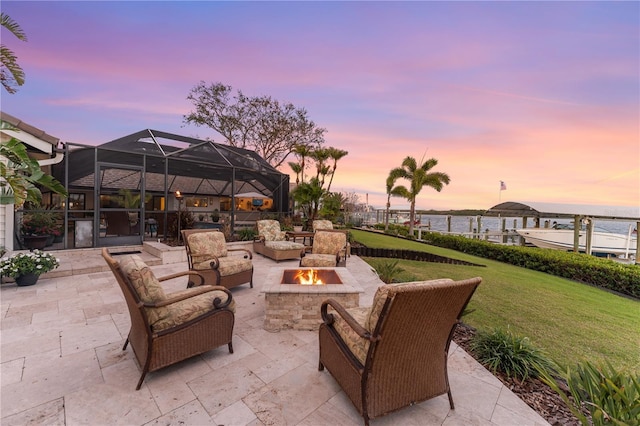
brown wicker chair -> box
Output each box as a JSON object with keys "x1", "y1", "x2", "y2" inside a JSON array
[
  {"x1": 318, "y1": 277, "x2": 482, "y2": 425},
  {"x1": 182, "y1": 229, "x2": 253, "y2": 289},
  {"x1": 312, "y1": 220, "x2": 351, "y2": 257},
  {"x1": 253, "y1": 219, "x2": 305, "y2": 262},
  {"x1": 300, "y1": 230, "x2": 347, "y2": 267},
  {"x1": 102, "y1": 248, "x2": 235, "y2": 390}
]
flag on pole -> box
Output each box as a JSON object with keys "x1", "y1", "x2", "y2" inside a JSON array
[{"x1": 500, "y1": 181, "x2": 507, "y2": 191}]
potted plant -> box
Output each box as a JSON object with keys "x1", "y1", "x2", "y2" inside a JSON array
[
  {"x1": 0, "y1": 250, "x2": 60, "y2": 286},
  {"x1": 21, "y1": 210, "x2": 58, "y2": 249},
  {"x1": 210, "y1": 209, "x2": 220, "y2": 223}
]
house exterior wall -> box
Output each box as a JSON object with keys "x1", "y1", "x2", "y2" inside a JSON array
[{"x1": 1, "y1": 204, "x2": 14, "y2": 252}]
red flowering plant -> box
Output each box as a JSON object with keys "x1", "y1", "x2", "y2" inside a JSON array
[{"x1": 20, "y1": 211, "x2": 58, "y2": 236}]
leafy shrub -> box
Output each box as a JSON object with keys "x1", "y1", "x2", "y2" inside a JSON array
[
  {"x1": 371, "y1": 259, "x2": 404, "y2": 283},
  {"x1": 418, "y1": 232, "x2": 640, "y2": 298},
  {"x1": 237, "y1": 227, "x2": 256, "y2": 241},
  {"x1": 538, "y1": 361, "x2": 640, "y2": 426},
  {"x1": 470, "y1": 327, "x2": 554, "y2": 382}
]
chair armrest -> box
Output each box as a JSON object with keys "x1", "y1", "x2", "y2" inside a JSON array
[
  {"x1": 158, "y1": 270, "x2": 205, "y2": 287},
  {"x1": 144, "y1": 285, "x2": 233, "y2": 308},
  {"x1": 254, "y1": 236, "x2": 266, "y2": 243},
  {"x1": 321, "y1": 299, "x2": 378, "y2": 342},
  {"x1": 227, "y1": 247, "x2": 253, "y2": 259}
]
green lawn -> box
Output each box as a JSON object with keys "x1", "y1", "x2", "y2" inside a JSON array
[{"x1": 351, "y1": 229, "x2": 640, "y2": 374}]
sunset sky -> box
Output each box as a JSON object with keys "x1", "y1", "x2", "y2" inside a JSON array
[{"x1": 2, "y1": 1, "x2": 639, "y2": 211}]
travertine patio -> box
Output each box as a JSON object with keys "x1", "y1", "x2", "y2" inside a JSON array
[{"x1": 1, "y1": 245, "x2": 549, "y2": 425}]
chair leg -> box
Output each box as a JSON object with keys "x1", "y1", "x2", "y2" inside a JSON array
[
  {"x1": 318, "y1": 360, "x2": 324, "y2": 371},
  {"x1": 448, "y1": 390, "x2": 455, "y2": 409},
  {"x1": 136, "y1": 371, "x2": 147, "y2": 391},
  {"x1": 122, "y1": 337, "x2": 129, "y2": 350},
  {"x1": 228, "y1": 341, "x2": 234, "y2": 353}
]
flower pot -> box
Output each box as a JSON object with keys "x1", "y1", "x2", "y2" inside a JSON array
[
  {"x1": 45, "y1": 234, "x2": 55, "y2": 247},
  {"x1": 15, "y1": 272, "x2": 39, "y2": 286},
  {"x1": 23, "y1": 235, "x2": 49, "y2": 250}
]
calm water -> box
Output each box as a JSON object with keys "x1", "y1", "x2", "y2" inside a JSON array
[{"x1": 359, "y1": 212, "x2": 637, "y2": 236}]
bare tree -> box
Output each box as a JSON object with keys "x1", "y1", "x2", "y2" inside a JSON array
[{"x1": 184, "y1": 82, "x2": 326, "y2": 168}]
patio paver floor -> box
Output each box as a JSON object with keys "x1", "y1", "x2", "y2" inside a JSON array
[{"x1": 1, "y1": 247, "x2": 549, "y2": 425}]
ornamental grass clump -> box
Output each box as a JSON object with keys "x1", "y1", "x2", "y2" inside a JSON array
[
  {"x1": 470, "y1": 327, "x2": 554, "y2": 383},
  {"x1": 0, "y1": 250, "x2": 60, "y2": 277},
  {"x1": 538, "y1": 361, "x2": 640, "y2": 426}
]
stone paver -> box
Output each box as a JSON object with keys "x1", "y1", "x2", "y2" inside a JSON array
[{"x1": 1, "y1": 247, "x2": 549, "y2": 425}]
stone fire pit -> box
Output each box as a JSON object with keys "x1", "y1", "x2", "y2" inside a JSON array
[{"x1": 262, "y1": 267, "x2": 363, "y2": 331}]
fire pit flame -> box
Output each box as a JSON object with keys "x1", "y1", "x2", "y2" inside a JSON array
[{"x1": 294, "y1": 269, "x2": 324, "y2": 285}]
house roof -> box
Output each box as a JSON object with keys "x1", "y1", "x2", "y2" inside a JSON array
[
  {"x1": 0, "y1": 111, "x2": 59, "y2": 154},
  {"x1": 486, "y1": 201, "x2": 640, "y2": 221}
]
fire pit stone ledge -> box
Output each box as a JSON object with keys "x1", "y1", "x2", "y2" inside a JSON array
[{"x1": 262, "y1": 267, "x2": 364, "y2": 331}]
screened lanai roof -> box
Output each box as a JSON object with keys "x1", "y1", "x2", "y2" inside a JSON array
[
  {"x1": 53, "y1": 129, "x2": 289, "y2": 206},
  {"x1": 486, "y1": 201, "x2": 640, "y2": 221}
]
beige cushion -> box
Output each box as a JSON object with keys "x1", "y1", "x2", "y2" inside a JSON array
[
  {"x1": 187, "y1": 231, "x2": 228, "y2": 261},
  {"x1": 257, "y1": 220, "x2": 287, "y2": 241},
  {"x1": 191, "y1": 256, "x2": 252, "y2": 276},
  {"x1": 330, "y1": 306, "x2": 370, "y2": 365},
  {"x1": 152, "y1": 287, "x2": 236, "y2": 331},
  {"x1": 265, "y1": 240, "x2": 305, "y2": 250},
  {"x1": 300, "y1": 254, "x2": 337, "y2": 267}
]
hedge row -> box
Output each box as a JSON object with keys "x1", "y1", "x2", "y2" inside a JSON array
[
  {"x1": 350, "y1": 246, "x2": 485, "y2": 267},
  {"x1": 419, "y1": 232, "x2": 640, "y2": 299}
]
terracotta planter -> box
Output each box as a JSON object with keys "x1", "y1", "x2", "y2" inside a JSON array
[
  {"x1": 23, "y1": 235, "x2": 48, "y2": 250},
  {"x1": 15, "y1": 272, "x2": 39, "y2": 286}
]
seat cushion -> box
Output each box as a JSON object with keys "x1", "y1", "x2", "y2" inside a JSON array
[
  {"x1": 151, "y1": 287, "x2": 236, "y2": 331},
  {"x1": 265, "y1": 240, "x2": 305, "y2": 250},
  {"x1": 329, "y1": 306, "x2": 371, "y2": 365},
  {"x1": 187, "y1": 231, "x2": 228, "y2": 259},
  {"x1": 300, "y1": 253, "x2": 337, "y2": 267},
  {"x1": 217, "y1": 256, "x2": 252, "y2": 276}
]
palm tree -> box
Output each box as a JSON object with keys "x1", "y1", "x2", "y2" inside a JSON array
[
  {"x1": 325, "y1": 147, "x2": 348, "y2": 193},
  {"x1": 310, "y1": 148, "x2": 330, "y2": 184},
  {"x1": 292, "y1": 144, "x2": 313, "y2": 183},
  {"x1": 288, "y1": 161, "x2": 302, "y2": 185},
  {"x1": 390, "y1": 156, "x2": 450, "y2": 235},
  {"x1": 384, "y1": 170, "x2": 404, "y2": 231},
  {"x1": 1, "y1": 13, "x2": 27, "y2": 94}
]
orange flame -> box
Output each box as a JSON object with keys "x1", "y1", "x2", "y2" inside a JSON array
[{"x1": 294, "y1": 269, "x2": 324, "y2": 285}]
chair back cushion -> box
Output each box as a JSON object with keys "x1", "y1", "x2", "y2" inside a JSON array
[
  {"x1": 312, "y1": 220, "x2": 333, "y2": 231},
  {"x1": 312, "y1": 230, "x2": 346, "y2": 255},
  {"x1": 257, "y1": 220, "x2": 286, "y2": 241},
  {"x1": 119, "y1": 255, "x2": 170, "y2": 326},
  {"x1": 187, "y1": 231, "x2": 228, "y2": 259}
]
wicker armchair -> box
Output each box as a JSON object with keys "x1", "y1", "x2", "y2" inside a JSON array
[
  {"x1": 182, "y1": 229, "x2": 253, "y2": 289},
  {"x1": 102, "y1": 248, "x2": 235, "y2": 390},
  {"x1": 300, "y1": 230, "x2": 347, "y2": 267},
  {"x1": 253, "y1": 219, "x2": 305, "y2": 262},
  {"x1": 318, "y1": 277, "x2": 482, "y2": 425}
]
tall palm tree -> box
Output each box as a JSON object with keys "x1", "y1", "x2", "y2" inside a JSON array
[
  {"x1": 292, "y1": 144, "x2": 313, "y2": 183},
  {"x1": 325, "y1": 147, "x2": 348, "y2": 193},
  {"x1": 390, "y1": 156, "x2": 450, "y2": 235},
  {"x1": 310, "y1": 148, "x2": 330, "y2": 185},
  {"x1": 288, "y1": 161, "x2": 302, "y2": 185},
  {"x1": 1, "y1": 13, "x2": 27, "y2": 94}
]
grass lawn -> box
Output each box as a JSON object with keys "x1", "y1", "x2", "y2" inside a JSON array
[{"x1": 351, "y1": 229, "x2": 640, "y2": 374}]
